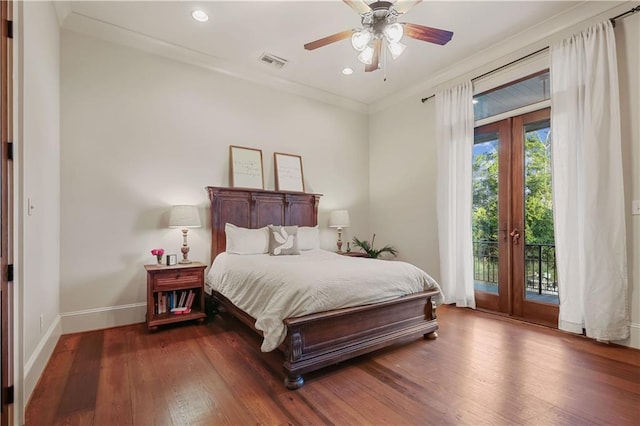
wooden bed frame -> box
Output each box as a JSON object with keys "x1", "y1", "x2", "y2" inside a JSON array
[{"x1": 206, "y1": 186, "x2": 439, "y2": 389}]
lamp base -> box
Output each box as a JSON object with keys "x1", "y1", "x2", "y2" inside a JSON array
[{"x1": 180, "y1": 229, "x2": 191, "y2": 264}]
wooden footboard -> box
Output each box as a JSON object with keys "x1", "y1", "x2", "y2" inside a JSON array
[{"x1": 211, "y1": 289, "x2": 439, "y2": 389}]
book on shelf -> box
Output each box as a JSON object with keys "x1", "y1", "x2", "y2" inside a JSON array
[
  {"x1": 155, "y1": 289, "x2": 198, "y2": 315},
  {"x1": 186, "y1": 290, "x2": 195, "y2": 309}
]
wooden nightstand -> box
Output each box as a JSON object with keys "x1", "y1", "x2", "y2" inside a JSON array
[
  {"x1": 339, "y1": 251, "x2": 369, "y2": 258},
  {"x1": 145, "y1": 262, "x2": 207, "y2": 330}
]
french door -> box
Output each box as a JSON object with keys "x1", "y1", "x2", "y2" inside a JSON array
[{"x1": 472, "y1": 108, "x2": 558, "y2": 326}]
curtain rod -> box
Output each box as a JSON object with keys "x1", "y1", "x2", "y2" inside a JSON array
[
  {"x1": 610, "y1": 5, "x2": 640, "y2": 27},
  {"x1": 420, "y1": 46, "x2": 548, "y2": 103},
  {"x1": 421, "y1": 4, "x2": 640, "y2": 104}
]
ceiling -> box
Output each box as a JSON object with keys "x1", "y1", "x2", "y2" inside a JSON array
[{"x1": 54, "y1": 1, "x2": 624, "y2": 109}]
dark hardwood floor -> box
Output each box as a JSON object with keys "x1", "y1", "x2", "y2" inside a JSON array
[{"x1": 26, "y1": 305, "x2": 640, "y2": 425}]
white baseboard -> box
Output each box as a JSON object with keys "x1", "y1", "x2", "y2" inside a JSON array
[
  {"x1": 24, "y1": 315, "x2": 61, "y2": 403},
  {"x1": 60, "y1": 302, "x2": 147, "y2": 334},
  {"x1": 22, "y1": 303, "x2": 146, "y2": 407},
  {"x1": 617, "y1": 321, "x2": 640, "y2": 349}
]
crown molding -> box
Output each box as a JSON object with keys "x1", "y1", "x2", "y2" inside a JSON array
[
  {"x1": 52, "y1": 1, "x2": 72, "y2": 27},
  {"x1": 61, "y1": 11, "x2": 370, "y2": 115},
  {"x1": 369, "y1": 1, "x2": 629, "y2": 114}
]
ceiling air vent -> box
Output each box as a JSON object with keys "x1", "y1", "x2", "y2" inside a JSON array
[{"x1": 258, "y1": 53, "x2": 288, "y2": 69}]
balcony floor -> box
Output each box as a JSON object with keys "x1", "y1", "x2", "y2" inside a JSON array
[{"x1": 475, "y1": 280, "x2": 559, "y2": 305}]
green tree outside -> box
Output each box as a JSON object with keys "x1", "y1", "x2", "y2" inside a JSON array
[{"x1": 472, "y1": 127, "x2": 554, "y2": 245}]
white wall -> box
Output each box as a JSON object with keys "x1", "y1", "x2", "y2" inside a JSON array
[
  {"x1": 369, "y1": 98, "x2": 439, "y2": 274},
  {"x1": 59, "y1": 30, "x2": 369, "y2": 332},
  {"x1": 17, "y1": 0, "x2": 62, "y2": 414},
  {"x1": 369, "y1": 7, "x2": 640, "y2": 349}
]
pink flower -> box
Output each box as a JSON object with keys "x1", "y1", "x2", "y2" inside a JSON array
[{"x1": 150, "y1": 248, "x2": 165, "y2": 256}]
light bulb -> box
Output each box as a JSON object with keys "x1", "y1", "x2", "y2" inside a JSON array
[
  {"x1": 383, "y1": 23, "x2": 403, "y2": 43},
  {"x1": 351, "y1": 30, "x2": 372, "y2": 52},
  {"x1": 387, "y1": 41, "x2": 406, "y2": 59},
  {"x1": 357, "y1": 45, "x2": 374, "y2": 65}
]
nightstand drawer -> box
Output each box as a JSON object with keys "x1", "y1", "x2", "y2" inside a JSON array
[{"x1": 155, "y1": 270, "x2": 201, "y2": 289}]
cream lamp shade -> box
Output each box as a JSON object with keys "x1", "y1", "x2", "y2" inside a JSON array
[
  {"x1": 328, "y1": 210, "x2": 350, "y2": 230},
  {"x1": 328, "y1": 210, "x2": 350, "y2": 253},
  {"x1": 169, "y1": 205, "x2": 201, "y2": 264},
  {"x1": 169, "y1": 205, "x2": 201, "y2": 228}
]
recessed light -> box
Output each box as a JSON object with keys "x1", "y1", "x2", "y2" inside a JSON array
[
  {"x1": 191, "y1": 10, "x2": 209, "y2": 23},
  {"x1": 342, "y1": 67, "x2": 354, "y2": 75},
  {"x1": 472, "y1": 98, "x2": 479, "y2": 104}
]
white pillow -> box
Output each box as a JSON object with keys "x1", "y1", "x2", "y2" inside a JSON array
[
  {"x1": 225, "y1": 223, "x2": 269, "y2": 255},
  {"x1": 297, "y1": 225, "x2": 320, "y2": 251}
]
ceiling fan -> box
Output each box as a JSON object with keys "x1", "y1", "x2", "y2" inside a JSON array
[{"x1": 304, "y1": 0, "x2": 453, "y2": 72}]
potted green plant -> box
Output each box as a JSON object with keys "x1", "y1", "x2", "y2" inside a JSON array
[{"x1": 351, "y1": 234, "x2": 398, "y2": 259}]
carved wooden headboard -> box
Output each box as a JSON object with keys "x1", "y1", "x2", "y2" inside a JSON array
[{"x1": 206, "y1": 186, "x2": 322, "y2": 263}]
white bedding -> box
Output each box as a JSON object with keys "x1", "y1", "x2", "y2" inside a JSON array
[{"x1": 206, "y1": 249, "x2": 444, "y2": 352}]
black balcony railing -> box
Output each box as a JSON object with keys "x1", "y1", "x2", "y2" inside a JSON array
[{"x1": 473, "y1": 241, "x2": 558, "y2": 296}]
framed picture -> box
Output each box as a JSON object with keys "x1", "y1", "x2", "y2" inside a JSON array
[
  {"x1": 230, "y1": 145, "x2": 264, "y2": 189},
  {"x1": 274, "y1": 152, "x2": 305, "y2": 192},
  {"x1": 166, "y1": 254, "x2": 177, "y2": 266}
]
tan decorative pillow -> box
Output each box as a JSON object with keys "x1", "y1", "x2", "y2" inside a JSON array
[{"x1": 268, "y1": 225, "x2": 300, "y2": 256}]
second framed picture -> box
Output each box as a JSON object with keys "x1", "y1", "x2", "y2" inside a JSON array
[{"x1": 274, "y1": 152, "x2": 305, "y2": 192}]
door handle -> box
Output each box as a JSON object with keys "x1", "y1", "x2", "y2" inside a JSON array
[{"x1": 510, "y1": 228, "x2": 521, "y2": 245}]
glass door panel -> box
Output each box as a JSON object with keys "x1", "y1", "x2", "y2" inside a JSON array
[
  {"x1": 523, "y1": 118, "x2": 558, "y2": 305},
  {"x1": 473, "y1": 119, "x2": 510, "y2": 314},
  {"x1": 473, "y1": 130, "x2": 500, "y2": 296}
]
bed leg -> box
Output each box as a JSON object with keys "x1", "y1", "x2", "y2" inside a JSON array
[
  {"x1": 424, "y1": 331, "x2": 438, "y2": 340},
  {"x1": 205, "y1": 293, "x2": 219, "y2": 318},
  {"x1": 284, "y1": 375, "x2": 304, "y2": 390}
]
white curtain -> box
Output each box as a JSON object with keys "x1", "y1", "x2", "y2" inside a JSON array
[
  {"x1": 550, "y1": 20, "x2": 629, "y2": 340},
  {"x1": 436, "y1": 81, "x2": 475, "y2": 308}
]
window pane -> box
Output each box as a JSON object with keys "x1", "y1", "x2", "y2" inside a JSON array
[
  {"x1": 523, "y1": 118, "x2": 558, "y2": 305},
  {"x1": 473, "y1": 130, "x2": 499, "y2": 294},
  {"x1": 474, "y1": 71, "x2": 550, "y2": 120}
]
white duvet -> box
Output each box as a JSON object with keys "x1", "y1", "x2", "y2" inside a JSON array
[{"x1": 206, "y1": 249, "x2": 444, "y2": 352}]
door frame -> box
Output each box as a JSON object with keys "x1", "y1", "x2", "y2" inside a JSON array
[
  {"x1": 1, "y1": 1, "x2": 12, "y2": 424},
  {"x1": 474, "y1": 108, "x2": 558, "y2": 327}
]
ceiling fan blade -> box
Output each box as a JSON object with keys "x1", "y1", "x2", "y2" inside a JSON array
[
  {"x1": 365, "y1": 39, "x2": 382, "y2": 72},
  {"x1": 343, "y1": 0, "x2": 371, "y2": 14},
  {"x1": 402, "y1": 23, "x2": 453, "y2": 45},
  {"x1": 393, "y1": 0, "x2": 423, "y2": 14},
  {"x1": 304, "y1": 29, "x2": 354, "y2": 51}
]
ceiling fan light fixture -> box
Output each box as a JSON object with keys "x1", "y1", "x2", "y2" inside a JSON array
[
  {"x1": 387, "y1": 41, "x2": 406, "y2": 59},
  {"x1": 357, "y1": 45, "x2": 374, "y2": 65},
  {"x1": 303, "y1": 1, "x2": 453, "y2": 75},
  {"x1": 351, "y1": 30, "x2": 372, "y2": 52},
  {"x1": 383, "y1": 22, "x2": 404, "y2": 44}
]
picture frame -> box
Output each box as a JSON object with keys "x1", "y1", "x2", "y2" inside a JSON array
[
  {"x1": 274, "y1": 152, "x2": 305, "y2": 192},
  {"x1": 166, "y1": 254, "x2": 177, "y2": 266},
  {"x1": 230, "y1": 145, "x2": 264, "y2": 189}
]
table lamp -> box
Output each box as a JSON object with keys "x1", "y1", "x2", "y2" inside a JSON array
[
  {"x1": 169, "y1": 205, "x2": 201, "y2": 264},
  {"x1": 328, "y1": 209, "x2": 350, "y2": 253}
]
